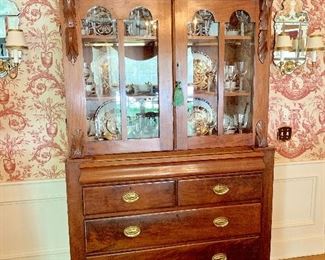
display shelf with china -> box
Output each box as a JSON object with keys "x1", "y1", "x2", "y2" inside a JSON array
[
  {"x1": 61, "y1": 0, "x2": 274, "y2": 259},
  {"x1": 64, "y1": 2, "x2": 173, "y2": 154},
  {"x1": 173, "y1": 1, "x2": 267, "y2": 150},
  {"x1": 223, "y1": 10, "x2": 255, "y2": 135},
  {"x1": 62, "y1": 0, "x2": 271, "y2": 154},
  {"x1": 186, "y1": 9, "x2": 219, "y2": 138}
]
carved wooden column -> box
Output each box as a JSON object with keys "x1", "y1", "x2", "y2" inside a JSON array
[
  {"x1": 258, "y1": 0, "x2": 273, "y2": 63},
  {"x1": 63, "y1": 0, "x2": 79, "y2": 63}
]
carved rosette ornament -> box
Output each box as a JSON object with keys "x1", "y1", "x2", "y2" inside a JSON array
[
  {"x1": 70, "y1": 129, "x2": 84, "y2": 158},
  {"x1": 63, "y1": 0, "x2": 79, "y2": 63},
  {"x1": 258, "y1": 0, "x2": 273, "y2": 63}
]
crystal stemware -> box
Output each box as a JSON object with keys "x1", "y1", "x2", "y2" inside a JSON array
[
  {"x1": 224, "y1": 65, "x2": 237, "y2": 90},
  {"x1": 235, "y1": 61, "x2": 247, "y2": 91}
]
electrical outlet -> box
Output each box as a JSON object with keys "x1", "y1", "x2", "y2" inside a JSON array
[{"x1": 277, "y1": 126, "x2": 292, "y2": 141}]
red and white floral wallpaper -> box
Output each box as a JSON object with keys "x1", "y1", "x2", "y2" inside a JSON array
[
  {"x1": 269, "y1": 0, "x2": 325, "y2": 163},
  {"x1": 0, "y1": 0, "x2": 67, "y2": 181},
  {"x1": 0, "y1": 0, "x2": 324, "y2": 181}
]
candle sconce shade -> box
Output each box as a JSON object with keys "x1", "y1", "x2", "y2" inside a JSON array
[{"x1": 0, "y1": 1, "x2": 28, "y2": 79}]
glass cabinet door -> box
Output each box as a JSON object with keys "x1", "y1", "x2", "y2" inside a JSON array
[
  {"x1": 124, "y1": 7, "x2": 159, "y2": 140},
  {"x1": 175, "y1": 1, "x2": 257, "y2": 149},
  {"x1": 223, "y1": 10, "x2": 255, "y2": 135},
  {"x1": 81, "y1": 6, "x2": 121, "y2": 142},
  {"x1": 79, "y1": 1, "x2": 173, "y2": 154},
  {"x1": 187, "y1": 10, "x2": 219, "y2": 137}
]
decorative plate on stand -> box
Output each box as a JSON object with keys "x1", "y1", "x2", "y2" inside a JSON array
[
  {"x1": 94, "y1": 101, "x2": 121, "y2": 140},
  {"x1": 188, "y1": 97, "x2": 216, "y2": 136},
  {"x1": 192, "y1": 52, "x2": 214, "y2": 91}
]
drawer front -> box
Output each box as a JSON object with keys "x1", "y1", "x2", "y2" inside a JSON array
[
  {"x1": 85, "y1": 203, "x2": 261, "y2": 254},
  {"x1": 178, "y1": 174, "x2": 262, "y2": 206},
  {"x1": 87, "y1": 237, "x2": 260, "y2": 260},
  {"x1": 83, "y1": 181, "x2": 176, "y2": 215}
]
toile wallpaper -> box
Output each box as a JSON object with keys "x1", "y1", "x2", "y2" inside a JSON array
[
  {"x1": 0, "y1": 0, "x2": 324, "y2": 181},
  {"x1": 269, "y1": 0, "x2": 325, "y2": 163},
  {"x1": 0, "y1": 0, "x2": 67, "y2": 181}
]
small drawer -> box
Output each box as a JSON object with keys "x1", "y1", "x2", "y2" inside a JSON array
[
  {"x1": 83, "y1": 181, "x2": 176, "y2": 215},
  {"x1": 178, "y1": 174, "x2": 262, "y2": 206},
  {"x1": 86, "y1": 237, "x2": 260, "y2": 260},
  {"x1": 85, "y1": 203, "x2": 261, "y2": 254}
]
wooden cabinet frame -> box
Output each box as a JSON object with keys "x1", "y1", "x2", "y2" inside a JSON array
[{"x1": 61, "y1": 1, "x2": 275, "y2": 259}]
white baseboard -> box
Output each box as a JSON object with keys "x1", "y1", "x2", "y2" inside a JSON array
[
  {"x1": 271, "y1": 236, "x2": 325, "y2": 260},
  {"x1": 1, "y1": 249, "x2": 70, "y2": 260}
]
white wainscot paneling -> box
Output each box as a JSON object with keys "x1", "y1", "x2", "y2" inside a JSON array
[
  {"x1": 0, "y1": 179, "x2": 70, "y2": 260},
  {"x1": 271, "y1": 161, "x2": 325, "y2": 260}
]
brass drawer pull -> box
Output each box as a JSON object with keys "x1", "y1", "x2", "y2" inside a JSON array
[
  {"x1": 213, "y1": 184, "x2": 229, "y2": 195},
  {"x1": 123, "y1": 225, "x2": 141, "y2": 238},
  {"x1": 122, "y1": 191, "x2": 139, "y2": 203},
  {"x1": 213, "y1": 217, "x2": 229, "y2": 228},
  {"x1": 212, "y1": 253, "x2": 227, "y2": 260}
]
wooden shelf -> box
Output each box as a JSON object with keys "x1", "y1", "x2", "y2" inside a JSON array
[
  {"x1": 191, "y1": 91, "x2": 217, "y2": 97},
  {"x1": 82, "y1": 35, "x2": 157, "y2": 46},
  {"x1": 86, "y1": 96, "x2": 118, "y2": 102},
  {"x1": 188, "y1": 36, "x2": 218, "y2": 46},
  {"x1": 188, "y1": 36, "x2": 218, "y2": 41},
  {"x1": 124, "y1": 35, "x2": 157, "y2": 43},
  {"x1": 224, "y1": 35, "x2": 253, "y2": 40},
  {"x1": 224, "y1": 90, "x2": 251, "y2": 97},
  {"x1": 127, "y1": 94, "x2": 158, "y2": 99},
  {"x1": 82, "y1": 35, "x2": 118, "y2": 43}
]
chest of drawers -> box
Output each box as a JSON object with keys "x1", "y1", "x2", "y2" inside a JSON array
[{"x1": 66, "y1": 148, "x2": 274, "y2": 259}]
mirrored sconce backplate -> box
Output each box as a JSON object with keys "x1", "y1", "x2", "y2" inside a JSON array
[{"x1": 273, "y1": 0, "x2": 308, "y2": 74}]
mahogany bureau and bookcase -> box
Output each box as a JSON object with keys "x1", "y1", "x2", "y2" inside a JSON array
[{"x1": 60, "y1": 0, "x2": 275, "y2": 259}]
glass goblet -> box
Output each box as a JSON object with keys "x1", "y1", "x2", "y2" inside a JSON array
[{"x1": 235, "y1": 61, "x2": 247, "y2": 91}]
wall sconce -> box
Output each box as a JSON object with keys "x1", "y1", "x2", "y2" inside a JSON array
[
  {"x1": 306, "y1": 34, "x2": 325, "y2": 65},
  {"x1": 275, "y1": 33, "x2": 293, "y2": 62},
  {"x1": 0, "y1": 16, "x2": 28, "y2": 79},
  {"x1": 273, "y1": 0, "x2": 324, "y2": 74}
]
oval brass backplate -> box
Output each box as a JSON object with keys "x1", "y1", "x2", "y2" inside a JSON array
[
  {"x1": 213, "y1": 184, "x2": 229, "y2": 195},
  {"x1": 122, "y1": 191, "x2": 139, "y2": 203},
  {"x1": 213, "y1": 216, "x2": 229, "y2": 228},
  {"x1": 123, "y1": 225, "x2": 141, "y2": 238},
  {"x1": 212, "y1": 253, "x2": 227, "y2": 260}
]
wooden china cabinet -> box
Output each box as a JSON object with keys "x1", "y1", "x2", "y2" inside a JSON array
[{"x1": 61, "y1": 0, "x2": 274, "y2": 259}]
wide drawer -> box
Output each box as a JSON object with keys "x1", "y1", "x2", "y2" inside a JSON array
[
  {"x1": 85, "y1": 203, "x2": 261, "y2": 254},
  {"x1": 87, "y1": 236, "x2": 260, "y2": 260},
  {"x1": 178, "y1": 174, "x2": 262, "y2": 206},
  {"x1": 83, "y1": 181, "x2": 176, "y2": 215}
]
